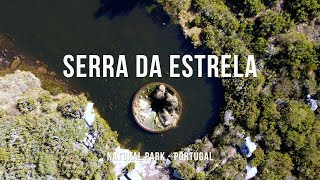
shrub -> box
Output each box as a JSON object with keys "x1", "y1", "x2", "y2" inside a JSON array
[
  {"x1": 254, "y1": 10, "x2": 292, "y2": 38},
  {"x1": 259, "y1": 151, "x2": 293, "y2": 179},
  {"x1": 195, "y1": 172, "x2": 206, "y2": 180},
  {"x1": 174, "y1": 162, "x2": 195, "y2": 179},
  {"x1": 157, "y1": 0, "x2": 191, "y2": 16},
  {"x1": 37, "y1": 152, "x2": 58, "y2": 176},
  {"x1": 262, "y1": 0, "x2": 279, "y2": 6},
  {"x1": 57, "y1": 95, "x2": 87, "y2": 119},
  {"x1": 123, "y1": 162, "x2": 135, "y2": 173},
  {"x1": 272, "y1": 32, "x2": 318, "y2": 78},
  {"x1": 17, "y1": 97, "x2": 37, "y2": 113},
  {"x1": 284, "y1": 0, "x2": 320, "y2": 22}
]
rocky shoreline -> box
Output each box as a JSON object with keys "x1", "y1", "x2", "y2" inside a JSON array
[{"x1": 0, "y1": 70, "x2": 174, "y2": 179}]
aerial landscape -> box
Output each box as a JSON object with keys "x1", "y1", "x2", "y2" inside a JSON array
[{"x1": 0, "y1": 0, "x2": 319, "y2": 179}]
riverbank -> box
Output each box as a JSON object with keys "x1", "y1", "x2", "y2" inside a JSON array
[
  {"x1": 0, "y1": 34, "x2": 73, "y2": 96},
  {"x1": 157, "y1": 0, "x2": 320, "y2": 179}
]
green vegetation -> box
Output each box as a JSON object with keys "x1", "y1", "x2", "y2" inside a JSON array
[
  {"x1": 57, "y1": 94, "x2": 87, "y2": 119},
  {"x1": 0, "y1": 74, "x2": 118, "y2": 179},
  {"x1": 284, "y1": 0, "x2": 320, "y2": 22},
  {"x1": 158, "y1": 0, "x2": 320, "y2": 179},
  {"x1": 172, "y1": 161, "x2": 195, "y2": 179},
  {"x1": 123, "y1": 162, "x2": 136, "y2": 173},
  {"x1": 37, "y1": 152, "x2": 58, "y2": 176},
  {"x1": 228, "y1": 0, "x2": 265, "y2": 17},
  {"x1": 254, "y1": 10, "x2": 293, "y2": 38},
  {"x1": 16, "y1": 97, "x2": 37, "y2": 113},
  {"x1": 259, "y1": 151, "x2": 293, "y2": 179}
]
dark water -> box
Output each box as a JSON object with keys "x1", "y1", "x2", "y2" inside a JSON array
[{"x1": 0, "y1": 0, "x2": 223, "y2": 152}]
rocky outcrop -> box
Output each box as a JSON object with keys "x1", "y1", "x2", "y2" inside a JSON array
[
  {"x1": 306, "y1": 94, "x2": 318, "y2": 111},
  {"x1": 240, "y1": 137, "x2": 257, "y2": 158},
  {"x1": 150, "y1": 85, "x2": 180, "y2": 127},
  {"x1": 245, "y1": 165, "x2": 258, "y2": 180},
  {"x1": 0, "y1": 70, "x2": 43, "y2": 115}
]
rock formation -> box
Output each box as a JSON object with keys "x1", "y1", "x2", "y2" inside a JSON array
[{"x1": 149, "y1": 85, "x2": 180, "y2": 127}]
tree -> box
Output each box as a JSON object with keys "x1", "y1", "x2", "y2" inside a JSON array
[
  {"x1": 254, "y1": 10, "x2": 292, "y2": 38},
  {"x1": 251, "y1": 147, "x2": 265, "y2": 167},
  {"x1": 262, "y1": 0, "x2": 279, "y2": 6},
  {"x1": 284, "y1": 0, "x2": 320, "y2": 22},
  {"x1": 174, "y1": 162, "x2": 195, "y2": 179},
  {"x1": 268, "y1": 32, "x2": 318, "y2": 78},
  {"x1": 157, "y1": 0, "x2": 191, "y2": 16},
  {"x1": 279, "y1": 101, "x2": 315, "y2": 150},
  {"x1": 259, "y1": 151, "x2": 293, "y2": 179}
]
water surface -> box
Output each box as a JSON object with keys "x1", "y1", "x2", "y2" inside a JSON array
[{"x1": 0, "y1": 0, "x2": 223, "y2": 152}]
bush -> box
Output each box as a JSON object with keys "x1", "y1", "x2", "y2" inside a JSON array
[
  {"x1": 0, "y1": 147, "x2": 9, "y2": 163},
  {"x1": 284, "y1": 0, "x2": 320, "y2": 22},
  {"x1": 251, "y1": 147, "x2": 265, "y2": 167},
  {"x1": 231, "y1": 0, "x2": 265, "y2": 17},
  {"x1": 279, "y1": 101, "x2": 315, "y2": 150},
  {"x1": 243, "y1": 0, "x2": 265, "y2": 16},
  {"x1": 37, "y1": 152, "x2": 58, "y2": 176},
  {"x1": 174, "y1": 162, "x2": 195, "y2": 179},
  {"x1": 262, "y1": 0, "x2": 279, "y2": 6},
  {"x1": 272, "y1": 32, "x2": 318, "y2": 78},
  {"x1": 194, "y1": 0, "x2": 240, "y2": 34},
  {"x1": 57, "y1": 94, "x2": 87, "y2": 119},
  {"x1": 157, "y1": 0, "x2": 191, "y2": 16},
  {"x1": 123, "y1": 162, "x2": 135, "y2": 173},
  {"x1": 259, "y1": 151, "x2": 293, "y2": 179},
  {"x1": 254, "y1": 10, "x2": 292, "y2": 38},
  {"x1": 17, "y1": 97, "x2": 37, "y2": 113},
  {"x1": 251, "y1": 37, "x2": 268, "y2": 55},
  {"x1": 195, "y1": 172, "x2": 206, "y2": 180}
]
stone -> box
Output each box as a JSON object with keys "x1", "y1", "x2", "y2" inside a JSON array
[
  {"x1": 160, "y1": 109, "x2": 174, "y2": 126},
  {"x1": 306, "y1": 94, "x2": 318, "y2": 111},
  {"x1": 173, "y1": 170, "x2": 183, "y2": 179},
  {"x1": 224, "y1": 110, "x2": 234, "y2": 125},
  {"x1": 83, "y1": 103, "x2": 95, "y2": 126},
  {"x1": 10, "y1": 58, "x2": 21, "y2": 69},
  {"x1": 154, "y1": 84, "x2": 166, "y2": 99},
  {"x1": 240, "y1": 137, "x2": 257, "y2": 158},
  {"x1": 245, "y1": 165, "x2": 257, "y2": 180},
  {"x1": 37, "y1": 67, "x2": 48, "y2": 74},
  {"x1": 127, "y1": 169, "x2": 142, "y2": 180},
  {"x1": 165, "y1": 92, "x2": 179, "y2": 109},
  {"x1": 119, "y1": 175, "x2": 127, "y2": 180}
]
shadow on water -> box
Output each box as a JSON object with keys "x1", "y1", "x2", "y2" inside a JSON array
[
  {"x1": 94, "y1": 0, "x2": 171, "y2": 24},
  {"x1": 178, "y1": 33, "x2": 225, "y2": 140},
  {"x1": 94, "y1": 0, "x2": 141, "y2": 19},
  {"x1": 0, "y1": 0, "x2": 224, "y2": 152}
]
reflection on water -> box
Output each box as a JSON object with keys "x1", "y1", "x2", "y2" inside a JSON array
[{"x1": 0, "y1": 0, "x2": 223, "y2": 152}]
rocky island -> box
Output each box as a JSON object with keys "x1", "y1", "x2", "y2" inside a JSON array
[{"x1": 132, "y1": 82, "x2": 182, "y2": 133}]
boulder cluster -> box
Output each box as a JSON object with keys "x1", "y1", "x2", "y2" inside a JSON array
[{"x1": 149, "y1": 85, "x2": 180, "y2": 127}]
